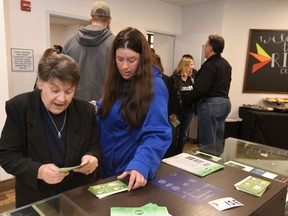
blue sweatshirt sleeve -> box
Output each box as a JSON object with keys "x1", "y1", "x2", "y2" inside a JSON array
[{"x1": 125, "y1": 75, "x2": 172, "y2": 179}]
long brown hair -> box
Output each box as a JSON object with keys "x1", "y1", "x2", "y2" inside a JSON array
[{"x1": 99, "y1": 27, "x2": 153, "y2": 129}]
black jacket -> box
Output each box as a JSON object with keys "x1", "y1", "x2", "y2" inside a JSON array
[
  {"x1": 191, "y1": 53, "x2": 232, "y2": 103},
  {"x1": 0, "y1": 90, "x2": 101, "y2": 207}
]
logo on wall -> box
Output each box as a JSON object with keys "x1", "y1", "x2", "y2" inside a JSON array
[
  {"x1": 249, "y1": 43, "x2": 271, "y2": 74},
  {"x1": 243, "y1": 29, "x2": 288, "y2": 93}
]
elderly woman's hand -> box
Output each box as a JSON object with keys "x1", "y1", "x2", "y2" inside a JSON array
[
  {"x1": 37, "y1": 164, "x2": 68, "y2": 184},
  {"x1": 74, "y1": 155, "x2": 99, "y2": 175}
]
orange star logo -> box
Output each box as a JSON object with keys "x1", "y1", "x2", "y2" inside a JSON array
[{"x1": 249, "y1": 43, "x2": 272, "y2": 73}]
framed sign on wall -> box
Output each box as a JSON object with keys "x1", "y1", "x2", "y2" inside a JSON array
[
  {"x1": 243, "y1": 29, "x2": 288, "y2": 94},
  {"x1": 11, "y1": 48, "x2": 34, "y2": 72}
]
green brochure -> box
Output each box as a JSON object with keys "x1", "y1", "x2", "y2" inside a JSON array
[
  {"x1": 59, "y1": 162, "x2": 88, "y2": 173},
  {"x1": 111, "y1": 203, "x2": 171, "y2": 216},
  {"x1": 170, "y1": 115, "x2": 181, "y2": 127},
  {"x1": 162, "y1": 153, "x2": 224, "y2": 177},
  {"x1": 88, "y1": 180, "x2": 128, "y2": 199},
  {"x1": 235, "y1": 176, "x2": 271, "y2": 197}
]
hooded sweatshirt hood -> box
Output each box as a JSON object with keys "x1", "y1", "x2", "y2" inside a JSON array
[
  {"x1": 63, "y1": 24, "x2": 115, "y2": 101},
  {"x1": 75, "y1": 25, "x2": 113, "y2": 47}
]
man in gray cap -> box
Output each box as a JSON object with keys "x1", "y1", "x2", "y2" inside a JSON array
[{"x1": 63, "y1": 1, "x2": 115, "y2": 101}]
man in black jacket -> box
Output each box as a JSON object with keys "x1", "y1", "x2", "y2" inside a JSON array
[{"x1": 190, "y1": 34, "x2": 232, "y2": 146}]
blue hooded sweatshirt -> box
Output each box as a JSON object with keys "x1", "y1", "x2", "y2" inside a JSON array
[{"x1": 96, "y1": 67, "x2": 172, "y2": 180}]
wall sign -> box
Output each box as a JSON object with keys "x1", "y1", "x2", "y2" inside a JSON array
[
  {"x1": 21, "y1": 0, "x2": 31, "y2": 12},
  {"x1": 243, "y1": 29, "x2": 288, "y2": 94},
  {"x1": 11, "y1": 48, "x2": 34, "y2": 72}
]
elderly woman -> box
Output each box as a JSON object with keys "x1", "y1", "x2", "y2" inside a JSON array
[{"x1": 0, "y1": 54, "x2": 101, "y2": 207}]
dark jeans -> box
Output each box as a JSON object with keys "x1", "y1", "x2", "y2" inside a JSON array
[
  {"x1": 174, "y1": 108, "x2": 194, "y2": 154},
  {"x1": 197, "y1": 97, "x2": 231, "y2": 147},
  {"x1": 164, "y1": 109, "x2": 194, "y2": 157}
]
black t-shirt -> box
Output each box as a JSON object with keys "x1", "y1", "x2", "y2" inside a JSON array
[{"x1": 180, "y1": 78, "x2": 193, "y2": 109}]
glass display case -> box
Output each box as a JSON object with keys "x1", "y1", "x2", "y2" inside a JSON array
[
  {"x1": 0, "y1": 194, "x2": 88, "y2": 216},
  {"x1": 192, "y1": 137, "x2": 288, "y2": 216},
  {"x1": 193, "y1": 137, "x2": 288, "y2": 179},
  {"x1": 1, "y1": 137, "x2": 287, "y2": 216}
]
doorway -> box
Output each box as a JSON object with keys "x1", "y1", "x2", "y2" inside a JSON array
[
  {"x1": 49, "y1": 14, "x2": 87, "y2": 50},
  {"x1": 147, "y1": 31, "x2": 175, "y2": 76}
]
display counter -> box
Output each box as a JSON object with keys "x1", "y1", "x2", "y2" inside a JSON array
[
  {"x1": 1, "y1": 138, "x2": 287, "y2": 216},
  {"x1": 0, "y1": 194, "x2": 88, "y2": 216},
  {"x1": 62, "y1": 164, "x2": 286, "y2": 216},
  {"x1": 197, "y1": 137, "x2": 288, "y2": 180},
  {"x1": 196, "y1": 137, "x2": 288, "y2": 216},
  {"x1": 2, "y1": 162, "x2": 286, "y2": 215},
  {"x1": 239, "y1": 106, "x2": 288, "y2": 149}
]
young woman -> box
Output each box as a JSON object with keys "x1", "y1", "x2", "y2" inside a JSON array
[{"x1": 96, "y1": 27, "x2": 171, "y2": 191}]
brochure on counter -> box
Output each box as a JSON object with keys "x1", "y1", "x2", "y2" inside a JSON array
[
  {"x1": 225, "y1": 160, "x2": 288, "y2": 183},
  {"x1": 234, "y1": 176, "x2": 271, "y2": 197},
  {"x1": 225, "y1": 160, "x2": 254, "y2": 172},
  {"x1": 88, "y1": 180, "x2": 128, "y2": 199},
  {"x1": 209, "y1": 197, "x2": 244, "y2": 211},
  {"x1": 162, "y1": 153, "x2": 224, "y2": 177},
  {"x1": 111, "y1": 203, "x2": 171, "y2": 216}
]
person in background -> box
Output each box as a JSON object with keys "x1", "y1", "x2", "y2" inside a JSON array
[
  {"x1": 39, "y1": 48, "x2": 58, "y2": 63},
  {"x1": 96, "y1": 27, "x2": 171, "y2": 191},
  {"x1": 150, "y1": 48, "x2": 175, "y2": 158},
  {"x1": 63, "y1": 1, "x2": 115, "y2": 101},
  {"x1": 53, "y1": 44, "x2": 63, "y2": 54},
  {"x1": 168, "y1": 55, "x2": 196, "y2": 155},
  {"x1": 190, "y1": 34, "x2": 232, "y2": 146},
  {"x1": 33, "y1": 47, "x2": 58, "y2": 89},
  {"x1": 151, "y1": 48, "x2": 169, "y2": 86},
  {"x1": 0, "y1": 54, "x2": 101, "y2": 207},
  {"x1": 182, "y1": 54, "x2": 197, "y2": 78}
]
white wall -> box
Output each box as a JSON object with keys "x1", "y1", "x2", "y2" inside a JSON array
[
  {"x1": 5, "y1": 0, "x2": 182, "y2": 97},
  {"x1": 176, "y1": 0, "x2": 224, "y2": 70},
  {"x1": 2, "y1": 0, "x2": 288, "y2": 180},
  {"x1": 179, "y1": 0, "x2": 288, "y2": 118},
  {"x1": 1, "y1": 0, "x2": 181, "y2": 181},
  {"x1": 0, "y1": 0, "x2": 13, "y2": 181},
  {"x1": 221, "y1": 0, "x2": 288, "y2": 117}
]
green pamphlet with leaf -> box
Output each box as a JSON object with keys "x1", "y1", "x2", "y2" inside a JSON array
[
  {"x1": 235, "y1": 176, "x2": 271, "y2": 197},
  {"x1": 88, "y1": 180, "x2": 128, "y2": 199},
  {"x1": 59, "y1": 162, "x2": 88, "y2": 173},
  {"x1": 111, "y1": 203, "x2": 171, "y2": 216}
]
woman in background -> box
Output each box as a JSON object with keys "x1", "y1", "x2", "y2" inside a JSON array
[
  {"x1": 96, "y1": 27, "x2": 171, "y2": 191},
  {"x1": 33, "y1": 47, "x2": 58, "y2": 89},
  {"x1": 168, "y1": 55, "x2": 196, "y2": 155}
]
